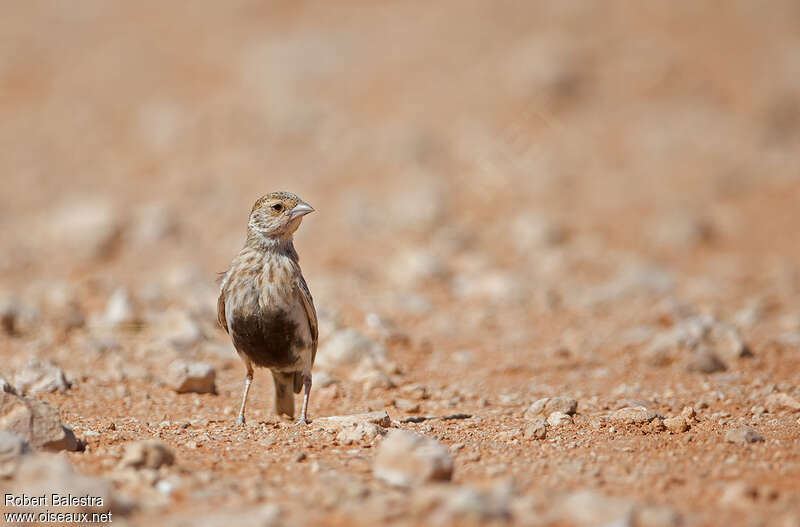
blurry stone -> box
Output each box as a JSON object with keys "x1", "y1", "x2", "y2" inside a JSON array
[
  {"x1": 452, "y1": 270, "x2": 521, "y2": 304},
  {"x1": 648, "y1": 212, "x2": 714, "y2": 248},
  {"x1": 725, "y1": 426, "x2": 764, "y2": 445},
  {"x1": 9, "y1": 454, "x2": 122, "y2": 514},
  {"x1": 13, "y1": 359, "x2": 70, "y2": 395},
  {"x1": 374, "y1": 429, "x2": 453, "y2": 487},
  {"x1": 685, "y1": 348, "x2": 727, "y2": 374},
  {"x1": 734, "y1": 300, "x2": 764, "y2": 328},
  {"x1": 131, "y1": 201, "x2": 178, "y2": 245},
  {"x1": 44, "y1": 197, "x2": 123, "y2": 260},
  {"x1": 512, "y1": 213, "x2": 568, "y2": 251},
  {"x1": 101, "y1": 288, "x2": 139, "y2": 328},
  {"x1": 525, "y1": 396, "x2": 578, "y2": 418},
  {"x1": 0, "y1": 392, "x2": 79, "y2": 451},
  {"x1": 365, "y1": 312, "x2": 410, "y2": 345},
  {"x1": 547, "y1": 411, "x2": 572, "y2": 427},
  {"x1": 316, "y1": 328, "x2": 386, "y2": 371},
  {"x1": 0, "y1": 296, "x2": 20, "y2": 335},
  {"x1": 610, "y1": 406, "x2": 657, "y2": 425},
  {"x1": 166, "y1": 360, "x2": 216, "y2": 394},
  {"x1": 315, "y1": 410, "x2": 391, "y2": 430},
  {"x1": 554, "y1": 490, "x2": 635, "y2": 527},
  {"x1": 702, "y1": 321, "x2": 751, "y2": 362},
  {"x1": 118, "y1": 440, "x2": 175, "y2": 470},
  {"x1": 0, "y1": 431, "x2": 28, "y2": 477},
  {"x1": 399, "y1": 382, "x2": 430, "y2": 400},
  {"x1": 411, "y1": 481, "x2": 511, "y2": 524},
  {"x1": 663, "y1": 416, "x2": 689, "y2": 433},
  {"x1": 578, "y1": 265, "x2": 673, "y2": 308},
  {"x1": 168, "y1": 504, "x2": 282, "y2": 527},
  {"x1": 779, "y1": 313, "x2": 800, "y2": 332},
  {"x1": 634, "y1": 505, "x2": 684, "y2": 527},
  {"x1": 335, "y1": 422, "x2": 386, "y2": 445},
  {"x1": 156, "y1": 309, "x2": 204, "y2": 350},
  {"x1": 389, "y1": 249, "x2": 448, "y2": 288},
  {"x1": 523, "y1": 419, "x2": 547, "y2": 440},
  {"x1": 646, "y1": 316, "x2": 749, "y2": 371},
  {"x1": 765, "y1": 393, "x2": 800, "y2": 412},
  {"x1": 644, "y1": 332, "x2": 680, "y2": 367},
  {"x1": 352, "y1": 363, "x2": 394, "y2": 390},
  {"x1": 681, "y1": 406, "x2": 697, "y2": 421},
  {"x1": 395, "y1": 398, "x2": 420, "y2": 413},
  {"x1": 719, "y1": 480, "x2": 758, "y2": 506},
  {"x1": 0, "y1": 375, "x2": 16, "y2": 394},
  {"x1": 313, "y1": 371, "x2": 339, "y2": 388},
  {"x1": 35, "y1": 281, "x2": 86, "y2": 331}
]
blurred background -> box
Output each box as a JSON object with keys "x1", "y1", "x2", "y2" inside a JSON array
[{"x1": 2, "y1": 1, "x2": 800, "y2": 525}]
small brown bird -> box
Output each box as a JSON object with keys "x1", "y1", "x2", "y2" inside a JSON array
[{"x1": 217, "y1": 192, "x2": 318, "y2": 425}]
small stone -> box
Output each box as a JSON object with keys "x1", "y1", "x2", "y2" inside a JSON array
[
  {"x1": 547, "y1": 411, "x2": 572, "y2": 427},
  {"x1": 663, "y1": 416, "x2": 689, "y2": 433},
  {"x1": 314, "y1": 410, "x2": 391, "y2": 430},
  {"x1": 118, "y1": 440, "x2": 175, "y2": 470},
  {"x1": 373, "y1": 429, "x2": 453, "y2": 487},
  {"x1": 335, "y1": 422, "x2": 387, "y2": 445},
  {"x1": 724, "y1": 426, "x2": 764, "y2": 446},
  {"x1": 13, "y1": 359, "x2": 70, "y2": 395},
  {"x1": 523, "y1": 419, "x2": 547, "y2": 440},
  {"x1": 681, "y1": 406, "x2": 696, "y2": 420},
  {"x1": 647, "y1": 417, "x2": 666, "y2": 433},
  {"x1": 0, "y1": 392, "x2": 79, "y2": 451},
  {"x1": 765, "y1": 393, "x2": 800, "y2": 413},
  {"x1": 610, "y1": 406, "x2": 658, "y2": 424},
  {"x1": 166, "y1": 360, "x2": 216, "y2": 394},
  {"x1": 0, "y1": 431, "x2": 28, "y2": 477},
  {"x1": 525, "y1": 396, "x2": 578, "y2": 418}
]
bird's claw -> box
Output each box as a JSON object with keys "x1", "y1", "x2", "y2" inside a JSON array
[
  {"x1": 236, "y1": 415, "x2": 246, "y2": 426},
  {"x1": 294, "y1": 416, "x2": 309, "y2": 426}
]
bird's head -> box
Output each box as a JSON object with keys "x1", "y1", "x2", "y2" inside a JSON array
[{"x1": 247, "y1": 191, "x2": 314, "y2": 240}]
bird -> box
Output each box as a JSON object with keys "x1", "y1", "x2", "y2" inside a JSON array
[{"x1": 217, "y1": 192, "x2": 318, "y2": 425}]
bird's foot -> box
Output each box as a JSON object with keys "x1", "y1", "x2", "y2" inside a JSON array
[
  {"x1": 236, "y1": 415, "x2": 246, "y2": 426},
  {"x1": 294, "y1": 416, "x2": 309, "y2": 426}
]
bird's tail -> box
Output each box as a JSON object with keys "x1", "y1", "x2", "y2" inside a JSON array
[{"x1": 272, "y1": 372, "x2": 295, "y2": 418}]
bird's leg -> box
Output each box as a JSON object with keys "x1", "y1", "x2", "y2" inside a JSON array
[
  {"x1": 295, "y1": 373, "x2": 312, "y2": 426},
  {"x1": 236, "y1": 363, "x2": 254, "y2": 425}
]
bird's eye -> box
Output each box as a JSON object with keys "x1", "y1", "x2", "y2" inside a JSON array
[{"x1": 271, "y1": 204, "x2": 284, "y2": 212}]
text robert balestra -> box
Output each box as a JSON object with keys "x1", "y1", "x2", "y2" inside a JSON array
[{"x1": 5, "y1": 493, "x2": 105, "y2": 507}]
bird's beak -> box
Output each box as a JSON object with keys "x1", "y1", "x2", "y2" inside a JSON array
[{"x1": 289, "y1": 201, "x2": 314, "y2": 220}]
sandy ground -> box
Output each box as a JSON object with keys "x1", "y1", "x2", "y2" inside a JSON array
[{"x1": 2, "y1": 2, "x2": 800, "y2": 526}]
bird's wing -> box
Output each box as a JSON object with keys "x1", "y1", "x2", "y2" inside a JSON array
[
  {"x1": 217, "y1": 284, "x2": 229, "y2": 333},
  {"x1": 296, "y1": 273, "x2": 318, "y2": 363}
]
